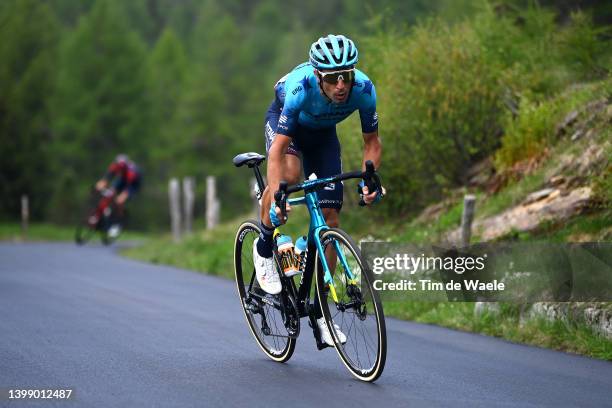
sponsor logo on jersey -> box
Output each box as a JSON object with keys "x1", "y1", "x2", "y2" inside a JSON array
[
  {"x1": 279, "y1": 115, "x2": 288, "y2": 124},
  {"x1": 265, "y1": 122, "x2": 275, "y2": 143},
  {"x1": 308, "y1": 108, "x2": 354, "y2": 121},
  {"x1": 292, "y1": 85, "x2": 303, "y2": 95},
  {"x1": 324, "y1": 183, "x2": 336, "y2": 191},
  {"x1": 372, "y1": 111, "x2": 378, "y2": 127}
]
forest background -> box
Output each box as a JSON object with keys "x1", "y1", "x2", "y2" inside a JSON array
[{"x1": 1, "y1": 0, "x2": 610, "y2": 230}]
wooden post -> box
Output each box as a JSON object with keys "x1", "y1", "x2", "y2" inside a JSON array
[
  {"x1": 206, "y1": 176, "x2": 219, "y2": 230},
  {"x1": 21, "y1": 195, "x2": 29, "y2": 239},
  {"x1": 169, "y1": 178, "x2": 182, "y2": 242},
  {"x1": 250, "y1": 177, "x2": 260, "y2": 217},
  {"x1": 182, "y1": 177, "x2": 195, "y2": 234},
  {"x1": 461, "y1": 194, "x2": 476, "y2": 247}
]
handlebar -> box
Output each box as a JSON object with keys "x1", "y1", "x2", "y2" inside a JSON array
[{"x1": 273, "y1": 160, "x2": 382, "y2": 217}]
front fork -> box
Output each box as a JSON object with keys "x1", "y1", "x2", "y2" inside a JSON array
[{"x1": 313, "y1": 227, "x2": 357, "y2": 303}]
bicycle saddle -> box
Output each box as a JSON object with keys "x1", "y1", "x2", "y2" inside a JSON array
[{"x1": 233, "y1": 152, "x2": 266, "y2": 168}]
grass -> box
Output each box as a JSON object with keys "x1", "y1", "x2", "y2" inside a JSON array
[
  {"x1": 0, "y1": 222, "x2": 77, "y2": 241},
  {"x1": 384, "y1": 301, "x2": 611, "y2": 359},
  {"x1": 523, "y1": 209, "x2": 612, "y2": 242},
  {"x1": 0, "y1": 222, "x2": 148, "y2": 243}
]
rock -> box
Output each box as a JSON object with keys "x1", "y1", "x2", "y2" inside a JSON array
[
  {"x1": 578, "y1": 143, "x2": 607, "y2": 175},
  {"x1": 556, "y1": 110, "x2": 578, "y2": 136},
  {"x1": 548, "y1": 175, "x2": 565, "y2": 187},
  {"x1": 527, "y1": 303, "x2": 612, "y2": 340},
  {"x1": 447, "y1": 187, "x2": 593, "y2": 242},
  {"x1": 570, "y1": 130, "x2": 583, "y2": 141},
  {"x1": 547, "y1": 153, "x2": 575, "y2": 178},
  {"x1": 523, "y1": 188, "x2": 556, "y2": 205},
  {"x1": 474, "y1": 302, "x2": 500, "y2": 316},
  {"x1": 416, "y1": 200, "x2": 454, "y2": 224},
  {"x1": 529, "y1": 302, "x2": 568, "y2": 322},
  {"x1": 466, "y1": 157, "x2": 495, "y2": 187}
]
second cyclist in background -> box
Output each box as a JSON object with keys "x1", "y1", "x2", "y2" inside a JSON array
[{"x1": 94, "y1": 154, "x2": 142, "y2": 238}]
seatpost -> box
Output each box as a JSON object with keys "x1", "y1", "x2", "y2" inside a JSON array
[{"x1": 252, "y1": 165, "x2": 266, "y2": 200}]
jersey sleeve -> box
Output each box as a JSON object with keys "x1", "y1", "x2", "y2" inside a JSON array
[
  {"x1": 277, "y1": 77, "x2": 308, "y2": 137},
  {"x1": 358, "y1": 80, "x2": 378, "y2": 134}
]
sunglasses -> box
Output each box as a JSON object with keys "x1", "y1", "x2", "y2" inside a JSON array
[{"x1": 318, "y1": 68, "x2": 355, "y2": 84}]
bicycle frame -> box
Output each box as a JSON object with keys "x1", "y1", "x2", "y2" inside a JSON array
[
  {"x1": 247, "y1": 159, "x2": 372, "y2": 320},
  {"x1": 288, "y1": 189, "x2": 357, "y2": 306}
]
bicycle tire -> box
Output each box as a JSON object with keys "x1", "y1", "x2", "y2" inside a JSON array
[
  {"x1": 234, "y1": 220, "x2": 296, "y2": 362},
  {"x1": 315, "y1": 228, "x2": 386, "y2": 382},
  {"x1": 75, "y1": 218, "x2": 97, "y2": 245}
]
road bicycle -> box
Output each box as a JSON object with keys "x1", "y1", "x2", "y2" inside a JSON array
[
  {"x1": 75, "y1": 188, "x2": 123, "y2": 246},
  {"x1": 233, "y1": 152, "x2": 386, "y2": 382}
]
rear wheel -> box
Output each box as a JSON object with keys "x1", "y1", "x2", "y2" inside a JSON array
[
  {"x1": 234, "y1": 220, "x2": 296, "y2": 362},
  {"x1": 315, "y1": 228, "x2": 386, "y2": 382}
]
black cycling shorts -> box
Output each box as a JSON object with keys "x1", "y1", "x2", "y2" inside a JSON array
[{"x1": 264, "y1": 100, "x2": 343, "y2": 210}]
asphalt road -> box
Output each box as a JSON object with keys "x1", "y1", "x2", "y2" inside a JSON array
[{"x1": 1, "y1": 242, "x2": 611, "y2": 407}]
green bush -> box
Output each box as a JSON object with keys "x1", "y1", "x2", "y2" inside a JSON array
[
  {"x1": 495, "y1": 78, "x2": 611, "y2": 168},
  {"x1": 346, "y1": 4, "x2": 611, "y2": 217},
  {"x1": 356, "y1": 13, "x2": 512, "y2": 215}
]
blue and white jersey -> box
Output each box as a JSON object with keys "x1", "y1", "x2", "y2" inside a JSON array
[{"x1": 274, "y1": 62, "x2": 378, "y2": 136}]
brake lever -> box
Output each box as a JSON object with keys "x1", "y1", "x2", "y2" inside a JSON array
[
  {"x1": 274, "y1": 181, "x2": 288, "y2": 222},
  {"x1": 359, "y1": 160, "x2": 382, "y2": 207}
]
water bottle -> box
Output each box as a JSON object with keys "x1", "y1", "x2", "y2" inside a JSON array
[
  {"x1": 294, "y1": 236, "x2": 308, "y2": 272},
  {"x1": 276, "y1": 234, "x2": 300, "y2": 277}
]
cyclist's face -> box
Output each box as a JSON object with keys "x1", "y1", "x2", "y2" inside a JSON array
[{"x1": 316, "y1": 69, "x2": 352, "y2": 103}]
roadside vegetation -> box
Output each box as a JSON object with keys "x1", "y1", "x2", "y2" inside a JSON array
[{"x1": 0, "y1": 223, "x2": 75, "y2": 242}]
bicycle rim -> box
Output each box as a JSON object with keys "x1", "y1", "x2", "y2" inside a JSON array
[
  {"x1": 234, "y1": 220, "x2": 295, "y2": 362},
  {"x1": 315, "y1": 228, "x2": 386, "y2": 382},
  {"x1": 75, "y1": 220, "x2": 96, "y2": 245}
]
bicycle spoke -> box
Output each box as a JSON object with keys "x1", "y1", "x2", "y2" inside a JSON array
[
  {"x1": 235, "y1": 221, "x2": 295, "y2": 362},
  {"x1": 317, "y1": 229, "x2": 386, "y2": 381}
]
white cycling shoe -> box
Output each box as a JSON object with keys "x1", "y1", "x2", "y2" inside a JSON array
[
  {"x1": 107, "y1": 224, "x2": 121, "y2": 238},
  {"x1": 317, "y1": 317, "x2": 347, "y2": 346},
  {"x1": 253, "y1": 238, "x2": 282, "y2": 295}
]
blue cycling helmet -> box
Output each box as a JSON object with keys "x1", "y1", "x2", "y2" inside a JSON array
[{"x1": 309, "y1": 34, "x2": 358, "y2": 70}]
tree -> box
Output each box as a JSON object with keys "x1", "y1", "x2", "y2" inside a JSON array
[
  {"x1": 49, "y1": 0, "x2": 149, "y2": 222},
  {"x1": 0, "y1": 0, "x2": 60, "y2": 220},
  {"x1": 145, "y1": 27, "x2": 188, "y2": 179}
]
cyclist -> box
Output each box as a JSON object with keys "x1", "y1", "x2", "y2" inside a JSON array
[
  {"x1": 253, "y1": 34, "x2": 385, "y2": 345},
  {"x1": 93, "y1": 154, "x2": 142, "y2": 237}
]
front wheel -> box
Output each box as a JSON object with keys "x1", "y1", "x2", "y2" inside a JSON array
[
  {"x1": 234, "y1": 220, "x2": 296, "y2": 362},
  {"x1": 315, "y1": 228, "x2": 387, "y2": 382},
  {"x1": 75, "y1": 216, "x2": 97, "y2": 245}
]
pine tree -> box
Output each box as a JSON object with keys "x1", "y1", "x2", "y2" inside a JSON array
[
  {"x1": 146, "y1": 27, "x2": 188, "y2": 179},
  {"x1": 50, "y1": 0, "x2": 148, "y2": 222},
  {"x1": 0, "y1": 0, "x2": 60, "y2": 219}
]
